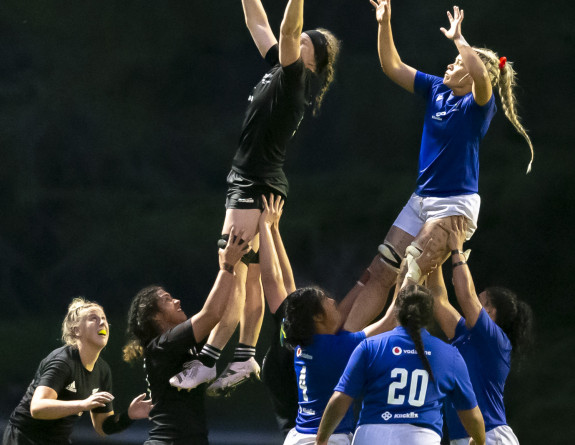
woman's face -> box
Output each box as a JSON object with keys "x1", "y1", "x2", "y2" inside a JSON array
[
  {"x1": 300, "y1": 33, "x2": 317, "y2": 72},
  {"x1": 479, "y1": 291, "x2": 497, "y2": 322},
  {"x1": 155, "y1": 289, "x2": 188, "y2": 328},
  {"x1": 76, "y1": 307, "x2": 109, "y2": 349},
  {"x1": 443, "y1": 55, "x2": 472, "y2": 91},
  {"x1": 320, "y1": 297, "x2": 341, "y2": 334}
]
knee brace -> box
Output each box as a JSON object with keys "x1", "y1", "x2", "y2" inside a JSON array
[
  {"x1": 359, "y1": 242, "x2": 402, "y2": 288},
  {"x1": 217, "y1": 234, "x2": 229, "y2": 249},
  {"x1": 377, "y1": 242, "x2": 403, "y2": 272}
]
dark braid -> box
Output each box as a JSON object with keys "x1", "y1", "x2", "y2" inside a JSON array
[
  {"x1": 311, "y1": 28, "x2": 341, "y2": 117},
  {"x1": 282, "y1": 287, "x2": 327, "y2": 350},
  {"x1": 123, "y1": 285, "x2": 162, "y2": 362},
  {"x1": 395, "y1": 285, "x2": 435, "y2": 381},
  {"x1": 485, "y1": 287, "x2": 534, "y2": 362}
]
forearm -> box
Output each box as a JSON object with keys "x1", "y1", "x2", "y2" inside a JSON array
[
  {"x1": 271, "y1": 225, "x2": 295, "y2": 293},
  {"x1": 316, "y1": 392, "x2": 353, "y2": 443},
  {"x1": 280, "y1": 0, "x2": 304, "y2": 38},
  {"x1": 242, "y1": 0, "x2": 269, "y2": 30},
  {"x1": 377, "y1": 22, "x2": 415, "y2": 92},
  {"x1": 458, "y1": 406, "x2": 486, "y2": 445},
  {"x1": 203, "y1": 269, "x2": 235, "y2": 321},
  {"x1": 451, "y1": 252, "x2": 482, "y2": 324},
  {"x1": 453, "y1": 36, "x2": 488, "y2": 83},
  {"x1": 30, "y1": 398, "x2": 85, "y2": 419}
]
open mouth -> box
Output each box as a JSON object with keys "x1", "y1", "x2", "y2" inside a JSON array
[{"x1": 98, "y1": 329, "x2": 107, "y2": 336}]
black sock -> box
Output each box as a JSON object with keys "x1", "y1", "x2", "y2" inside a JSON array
[
  {"x1": 233, "y1": 343, "x2": 256, "y2": 362},
  {"x1": 197, "y1": 344, "x2": 221, "y2": 368}
]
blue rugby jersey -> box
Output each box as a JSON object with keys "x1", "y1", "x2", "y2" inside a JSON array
[
  {"x1": 445, "y1": 309, "x2": 512, "y2": 439},
  {"x1": 413, "y1": 71, "x2": 496, "y2": 197},
  {"x1": 335, "y1": 327, "x2": 477, "y2": 437},
  {"x1": 294, "y1": 330, "x2": 366, "y2": 434}
]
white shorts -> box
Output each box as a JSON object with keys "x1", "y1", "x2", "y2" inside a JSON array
[
  {"x1": 393, "y1": 193, "x2": 481, "y2": 240},
  {"x1": 351, "y1": 424, "x2": 441, "y2": 445},
  {"x1": 450, "y1": 425, "x2": 520, "y2": 445},
  {"x1": 283, "y1": 428, "x2": 352, "y2": 445}
]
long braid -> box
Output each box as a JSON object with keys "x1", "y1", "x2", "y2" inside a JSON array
[
  {"x1": 395, "y1": 285, "x2": 435, "y2": 381},
  {"x1": 312, "y1": 29, "x2": 341, "y2": 117},
  {"x1": 474, "y1": 47, "x2": 534, "y2": 173}
]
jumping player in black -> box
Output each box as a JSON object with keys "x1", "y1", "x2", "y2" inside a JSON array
[
  {"x1": 168, "y1": 0, "x2": 342, "y2": 397},
  {"x1": 2, "y1": 298, "x2": 151, "y2": 445}
]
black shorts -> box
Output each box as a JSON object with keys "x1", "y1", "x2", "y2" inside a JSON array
[
  {"x1": 225, "y1": 169, "x2": 288, "y2": 210},
  {"x1": 2, "y1": 424, "x2": 43, "y2": 445}
]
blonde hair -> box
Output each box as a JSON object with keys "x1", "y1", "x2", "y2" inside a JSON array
[
  {"x1": 61, "y1": 297, "x2": 104, "y2": 347},
  {"x1": 312, "y1": 28, "x2": 341, "y2": 117},
  {"x1": 473, "y1": 47, "x2": 534, "y2": 173}
]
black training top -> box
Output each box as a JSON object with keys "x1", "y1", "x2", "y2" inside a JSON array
[
  {"x1": 232, "y1": 44, "x2": 311, "y2": 184},
  {"x1": 144, "y1": 320, "x2": 207, "y2": 443},
  {"x1": 8, "y1": 345, "x2": 113, "y2": 445}
]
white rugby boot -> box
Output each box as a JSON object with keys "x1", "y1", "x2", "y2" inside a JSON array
[
  {"x1": 206, "y1": 357, "x2": 260, "y2": 397},
  {"x1": 169, "y1": 359, "x2": 216, "y2": 391}
]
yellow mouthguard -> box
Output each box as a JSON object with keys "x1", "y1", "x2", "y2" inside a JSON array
[{"x1": 98, "y1": 329, "x2": 107, "y2": 335}]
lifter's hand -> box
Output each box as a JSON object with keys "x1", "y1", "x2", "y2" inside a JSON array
[
  {"x1": 370, "y1": 0, "x2": 391, "y2": 24},
  {"x1": 261, "y1": 194, "x2": 285, "y2": 228},
  {"x1": 447, "y1": 215, "x2": 467, "y2": 251},
  {"x1": 127, "y1": 393, "x2": 153, "y2": 420},
  {"x1": 218, "y1": 226, "x2": 250, "y2": 272}
]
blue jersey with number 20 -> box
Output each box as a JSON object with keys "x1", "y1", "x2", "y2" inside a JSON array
[{"x1": 335, "y1": 327, "x2": 477, "y2": 437}]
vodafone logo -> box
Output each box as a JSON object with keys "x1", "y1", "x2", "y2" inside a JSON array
[
  {"x1": 296, "y1": 347, "x2": 302, "y2": 357},
  {"x1": 392, "y1": 346, "x2": 402, "y2": 356}
]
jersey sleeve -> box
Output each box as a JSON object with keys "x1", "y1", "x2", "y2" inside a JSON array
[
  {"x1": 334, "y1": 341, "x2": 368, "y2": 399},
  {"x1": 157, "y1": 319, "x2": 198, "y2": 353},
  {"x1": 37, "y1": 357, "x2": 73, "y2": 394},
  {"x1": 265, "y1": 44, "x2": 280, "y2": 66},
  {"x1": 413, "y1": 71, "x2": 442, "y2": 99},
  {"x1": 447, "y1": 349, "x2": 478, "y2": 411},
  {"x1": 469, "y1": 308, "x2": 512, "y2": 358}
]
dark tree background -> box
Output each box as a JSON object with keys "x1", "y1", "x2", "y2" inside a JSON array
[{"x1": 0, "y1": 0, "x2": 573, "y2": 443}]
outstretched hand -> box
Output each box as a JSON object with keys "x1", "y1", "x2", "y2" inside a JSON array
[
  {"x1": 440, "y1": 6, "x2": 464, "y2": 41},
  {"x1": 127, "y1": 393, "x2": 153, "y2": 420},
  {"x1": 218, "y1": 226, "x2": 250, "y2": 270},
  {"x1": 447, "y1": 215, "x2": 467, "y2": 251},
  {"x1": 261, "y1": 194, "x2": 285, "y2": 228},
  {"x1": 369, "y1": 0, "x2": 391, "y2": 24}
]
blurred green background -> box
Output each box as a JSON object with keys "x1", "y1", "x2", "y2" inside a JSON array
[{"x1": 0, "y1": 0, "x2": 573, "y2": 443}]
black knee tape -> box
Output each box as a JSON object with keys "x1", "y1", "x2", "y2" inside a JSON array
[
  {"x1": 217, "y1": 234, "x2": 229, "y2": 249},
  {"x1": 241, "y1": 249, "x2": 259, "y2": 266}
]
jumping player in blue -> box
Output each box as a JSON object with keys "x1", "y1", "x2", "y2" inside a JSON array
[
  {"x1": 428, "y1": 216, "x2": 533, "y2": 444},
  {"x1": 315, "y1": 285, "x2": 486, "y2": 445},
  {"x1": 343, "y1": 1, "x2": 535, "y2": 331},
  {"x1": 258, "y1": 194, "x2": 399, "y2": 445}
]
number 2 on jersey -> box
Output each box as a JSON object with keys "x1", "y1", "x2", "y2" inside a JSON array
[{"x1": 387, "y1": 368, "x2": 429, "y2": 407}]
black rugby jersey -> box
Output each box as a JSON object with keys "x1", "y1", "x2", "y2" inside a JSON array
[
  {"x1": 8, "y1": 345, "x2": 113, "y2": 444},
  {"x1": 232, "y1": 44, "x2": 311, "y2": 181},
  {"x1": 144, "y1": 320, "x2": 207, "y2": 444}
]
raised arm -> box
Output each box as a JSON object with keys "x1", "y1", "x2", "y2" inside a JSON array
[
  {"x1": 191, "y1": 227, "x2": 250, "y2": 341},
  {"x1": 448, "y1": 216, "x2": 483, "y2": 329},
  {"x1": 259, "y1": 194, "x2": 293, "y2": 314},
  {"x1": 242, "y1": 0, "x2": 278, "y2": 58},
  {"x1": 427, "y1": 264, "x2": 461, "y2": 339},
  {"x1": 279, "y1": 0, "x2": 304, "y2": 67},
  {"x1": 440, "y1": 7, "x2": 492, "y2": 105},
  {"x1": 369, "y1": 0, "x2": 417, "y2": 92}
]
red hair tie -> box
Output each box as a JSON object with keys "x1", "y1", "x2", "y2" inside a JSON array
[{"x1": 499, "y1": 56, "x2": 507, "y2": 70}]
